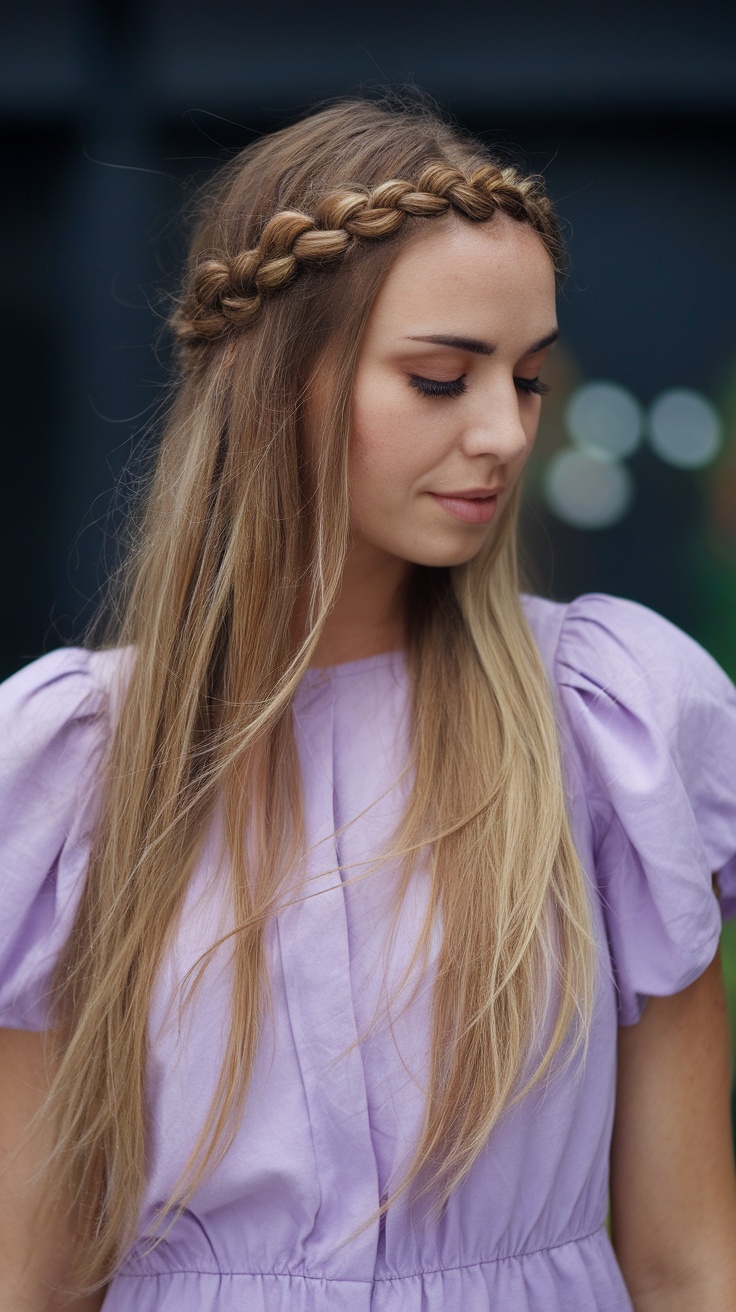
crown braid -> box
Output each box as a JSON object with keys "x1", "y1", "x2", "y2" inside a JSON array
[{"x1": 171, "y1": 161, "x2": 557, "y2": 364}]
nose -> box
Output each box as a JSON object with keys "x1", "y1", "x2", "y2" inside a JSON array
[{"x1": 459, "y1": 382, "x2": 530, "y2": 466}]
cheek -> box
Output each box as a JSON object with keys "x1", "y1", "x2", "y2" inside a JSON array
[{"x1": 350, "y1": 382, "x2": 426, "y2": 494}]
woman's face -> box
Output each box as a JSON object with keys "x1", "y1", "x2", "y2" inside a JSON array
[{"x1": 346, "y1": 213, "x2": 558, "y2": 570}]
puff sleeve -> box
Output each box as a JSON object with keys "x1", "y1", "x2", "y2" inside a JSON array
[
  {"x1": 0, "y1": 647, "x2": 115, "y2": 1029},
  {"x1": 554, "y1": 594, "x2": 736, "y2": 1025}
]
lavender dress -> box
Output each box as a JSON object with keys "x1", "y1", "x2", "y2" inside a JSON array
[{"x1": 2, "y1": 594, "x2": 736, "y2": 1311}]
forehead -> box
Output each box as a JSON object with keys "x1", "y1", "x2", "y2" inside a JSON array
[{"x1": 364, "y1": 212, "x2": 556, "y2": 339}]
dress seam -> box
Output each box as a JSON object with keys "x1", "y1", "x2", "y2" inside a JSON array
[
  {"x1": 116, "y1": 1224, "x2": 606, "y2": 1281},
  {"x1": 374, "y1": 1225, "x2": 606, "y2": 1280}
]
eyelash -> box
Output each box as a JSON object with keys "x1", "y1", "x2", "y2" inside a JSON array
[
  {"x1": 408, "y1": 374, "x2": 551, "y2": 399},
  {"x1": 409, "y1": 374, "x2": 467, "y2": 399}
]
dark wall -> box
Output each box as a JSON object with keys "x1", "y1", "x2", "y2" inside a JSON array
[{"x1": 2, "y1": 0, "x2": 736, "y2": 678}]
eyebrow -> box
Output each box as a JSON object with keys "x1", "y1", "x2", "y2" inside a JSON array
[{"x1": 405, "y1": 329, "x2": 559, "y2": 356}]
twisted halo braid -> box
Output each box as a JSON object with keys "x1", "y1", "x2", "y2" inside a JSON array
[{"x1": 171, "y1": 161, "x2": 559, "y2": 363}]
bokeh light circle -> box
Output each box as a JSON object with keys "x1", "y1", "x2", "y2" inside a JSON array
[
  {"x1": 543, "y1": 448, "x2": 634, "y2": 530},
  {"x1": 565, "y1": 381, "x2": 643, "y2": 459},
  {"x1": 647, "y1": 389, "x2": 723, "y2": 469}
]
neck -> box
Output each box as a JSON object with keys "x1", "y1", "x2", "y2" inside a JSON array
[{"x1": 307, "y1": 541, "x2": 410, "y2": 668}]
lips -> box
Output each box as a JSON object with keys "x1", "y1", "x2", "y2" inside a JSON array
[
  {"x1": 428, "y1": 488, "x2": 502, "y2": 525},
  {"x1": 432, "y1": 485, "x2": 505, "y2": 500}
]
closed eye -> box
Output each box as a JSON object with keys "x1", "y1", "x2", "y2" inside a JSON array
[
  {"x1": 515, "y1": 376, "x2": 551, "y2": 396},
  {"x1": 409, "y1": 373, "x2": 551, "y2": 399},
  {"x1": 409, "y1": 374, "x2": 467, "y2": 399}
]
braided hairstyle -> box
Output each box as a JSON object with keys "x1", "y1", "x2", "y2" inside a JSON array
[{"x1": 171, "y1": 101, "x2": 564, "y2": 370}]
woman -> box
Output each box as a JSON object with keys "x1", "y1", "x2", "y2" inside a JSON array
[{"x1": 1, "y1": 96, "x2": 735, "y2": 1311}]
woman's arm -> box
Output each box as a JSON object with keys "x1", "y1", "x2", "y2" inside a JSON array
[
  {"x1": 610, "y1": 943, "x2": 736, "y2": 1311},
  {"x1": 0, "y1": 1028, "x2": 105, "y2": 1312}
]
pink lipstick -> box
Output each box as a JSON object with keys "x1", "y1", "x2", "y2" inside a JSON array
[{"x1": 428, "y1": 488, "x2": 501, "y2": 525}]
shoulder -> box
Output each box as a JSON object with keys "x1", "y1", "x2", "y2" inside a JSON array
[
  {"x1": 523, "y1": 590, "x2": 728, "y2": 685},
  {"x1": 522, "y1": 591, "x2": 735, "y2": 742},
  {"x1": 0, "y1": 645, "x2": 135, "y2": 845},
  {"x1": 0, "y1": 646, "x2": 132, "y2": 1028},
  {"x1": 0, "y1": 644, "x2": 131, "y2": 700},
  {"x1": 522, "y1": 591, "x2": 736, "y2": 791},
  {"x1": 0, "y1": 646, "x2": 132, "y2": 783},
  {"x1": 523, "y1": 591, "x2": 736, "y2": 877},
  {"x1": 522, "y1": 594, "x2": 736, "y2": 1023}
]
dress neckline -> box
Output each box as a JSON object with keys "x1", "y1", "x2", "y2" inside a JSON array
[{"x1": 303, "y1": 648, "x2": 407, "y2": 680}]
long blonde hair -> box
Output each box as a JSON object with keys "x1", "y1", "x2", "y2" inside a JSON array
[{"x1": 45, "y1": 94, "x2": 596, "y2": 1289}]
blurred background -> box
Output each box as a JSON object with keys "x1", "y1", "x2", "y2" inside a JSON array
[{"x1": 3, "y1": 0, "x2": 736, "y2": 1082}]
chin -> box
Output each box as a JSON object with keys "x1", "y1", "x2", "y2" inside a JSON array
[{"x1": 405, "y1": 535, "x2": 493, "y2": 570}]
